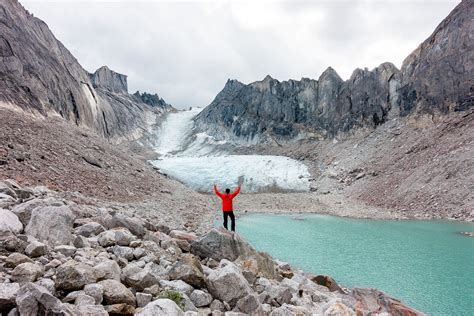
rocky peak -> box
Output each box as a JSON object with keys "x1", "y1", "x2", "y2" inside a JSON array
[
  {"x1": 90, "y1": 66, "x2": 128, "y2": 94},
  {"x1": 223, "y1": 79, "x2": 245, "y2": 91},
  {"x1": 318, "y1": 67, "x2": 343, "y2": 84},
  {"x1": 132, "y1": 91, "x2": 172, "y2": 109},
  {"x1": 398, "y1": 0, "x2": 473, "y2": 113},
  {"x1": 194, "y1": 1, "x2": 472, "y2": 142}
]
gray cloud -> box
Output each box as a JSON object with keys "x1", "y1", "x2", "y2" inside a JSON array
[{"x1": 22, "y1": 0, "x2": 460, "y2": 109}]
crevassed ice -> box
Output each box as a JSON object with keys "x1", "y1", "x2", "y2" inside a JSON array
[
  {"x1": 155, "y1": 107, "x2": 203, "y2": 155},
  {"x1": 151, "y1": 155, "x2": 310, "y2": 193},
  {"x1": 151, "y1": 108, "x2": 311, "y2": 193}
]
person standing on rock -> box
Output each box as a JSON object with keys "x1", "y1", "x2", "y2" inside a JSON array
[{"x1": 214, "y1": 184, "x2": 241, "y2": 232}]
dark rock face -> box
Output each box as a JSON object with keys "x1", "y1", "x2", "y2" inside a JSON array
[
  {"x1": 195, "y1": 0, "x2": 472, "y2": 141},
  {"x1": 398, "y1": 0, "x2": 474, "y2": 114},
  {"x1": 195, "y1": 64, "x2": 400, "y2": 140},
  {"x1": 0, "y1": 0, "x2": 172, "y2": 141},
  {"x1": 90, "y1": 66, "x2": 128, "y2": 94},
  {"x1": 133, "y1": 91, "x2": 172, "y2": 110}
]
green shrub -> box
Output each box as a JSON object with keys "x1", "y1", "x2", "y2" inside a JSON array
[{"x1": 159, "y1": 290, "x2": 185, "y2": 309}]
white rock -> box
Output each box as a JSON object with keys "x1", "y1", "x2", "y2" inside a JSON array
[
  {"x1": 136, "y1": 298, "x2": 184, "y2": 316},
  {"x1": 206, "y1": 260, "x2": 252, "y2": 307},
  {"x1": 25, "y1": 205, "x2": 75, "y2": 246},
  {"x1": 0, "y1": 208, "x2": 23, "y2": 237}
]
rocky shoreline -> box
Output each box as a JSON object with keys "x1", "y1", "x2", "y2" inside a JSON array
[
  {"x1": 0, "y1": 179, "x2": 424, "y2": 315},
  {"x1": 234, "y1": 190, "x2": 473, "y2": 223}
]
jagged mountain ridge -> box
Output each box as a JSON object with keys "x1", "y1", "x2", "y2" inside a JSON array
[
  {"x1": 194, "y1": 0, "x2": 473, "y2": 142},
  {"x1": 0, "y1": 0, "x2": 172, "y2": 142}
]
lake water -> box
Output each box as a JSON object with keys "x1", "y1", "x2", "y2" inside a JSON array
[{"x1": 236, "y1": 213, "x2": 474, "y2": 316}]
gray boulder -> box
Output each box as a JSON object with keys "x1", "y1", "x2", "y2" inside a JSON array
[
  {"x1": 189, "y1": 289, "x2": 213, "y2": 307},
  {"x1": 0, "y1": 209, "x2": 23, "y2": 237},
  {"x1": 73, "y1": 235, "x2": 91, "y2": 248},
  {"x1": 350, "y1": 288, "x2": 424, "y2": 315},
  {"x1": 98, "y1": 279, "x2": 135, "y2": 305},
  {"x1": 24, "y1": 241, "x2": 48, "y2": 257},
  {"x1": 136, "y1": 298, "x2": 184, "y2": 316},
  {"x1": 206, "y1": 260, "x2": 253, "y2": 307},
  {"x1": 25, "y1": 205, "x2": 75, "y2": 246},
  {"x1": 159, "y1": 280, "x2": 194, "y2": 296},
  {"x1": 77, "y1": 304, "x2": 108, "y2": 315},
  {"x1": 191, "y1": 228, "x2": 277, "y2": 279},
  {"x1": 236, "y1": 293, "x2": 261, "y2": 314},
  {"x1": 84, "y1": 283, "x2": 104, "y2": 305},
  {"x1": 110, "y1": 213, "x2": 147, "y2": 238},
  {"x1": 5, "y1": 252, "x2": 33, "y2": 268},
  {"x1": 169, "y1": 254, "x2": 205, "y2": 288},
  {"x1": 76, "y1": 222, "x2": 105, "y2": 237},
  {"x1": 75, "y1": 293, "x2": 95, "y2": 306},
  {"x1": 113, "y1": 245, "x2": 134, "y2": 260},
  {"x1": 54, "y1": 245, "x2": 76, "y2": 257},
  {"x1": 98, "y1": 228, "x2": 135, "y2": 247},
  {"x1": 121, "y1": 263, "x2": 158, "y2": 290},
  {"x1": 94, "y1": 259, "x2": 121, "y2": 281},
  {"x1": 55, "y1": 260, "x2": 98, "y2": 290},
  {"x1": 190, "y1": 228, "x2": 255, "y2": 261},
  {"x1": 11, "y1": 198, "x2": 63, "y2": 226},
  {"x1": 0, "y1": 193, "x2": 16, "y2": 209},
  {"x1": 11, "y1": 262, "x2": 43, "y2": 282},
  {"x1": 15, "y1": 282, "x2": 76, "y2": 315},
  {"x1": 136, "y1": 292, "x2": 152, "y2": 308}
]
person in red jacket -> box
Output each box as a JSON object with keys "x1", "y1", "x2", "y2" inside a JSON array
[{"x1": 214, "y1": 184, "x2": 241, "y2": 232}]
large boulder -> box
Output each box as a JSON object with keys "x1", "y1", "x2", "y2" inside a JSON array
[
  {"x1": 136, "y1": 298, "x2": 185, "y2": 316},
  {"x1": 190, "y1": 228, "x2": 254, "y2": 261},
  {"x1": 76, "y1": 222, "x2": 105, "y2": 237},
  {"x1": 25, "y1": 205, "x2": 75, "y2": 246},
  {"x1": 169, "y1": 230, "x2": 198, "y2": 242},
  {"x1": 55, "y1": 260, "x2": 98, "y2": 290},
  {"x1": 15, "y1": 282, "x2": 76, "y2": 315},
  {"x1": 84, "y1": 283, "x2": 104, "y2": 305},
  {"x1": 11, "y1": 198, "x2": 64, "y2": 226},
  {"x1": 5, "y1": 252, "x2": 33, "y2": 268},
  {"x1": 24, "y1": 241, "x2": 48, "y2": 257},
  {"x1": 168, "y1": 254, "x2": 205, "y2": 288},
  {"x1": 206, "y1": 260, "x2": 253, "y2": 307},
  {"x1": 99, "y1": 279, "x2": 135, "y2": 305},
  {"x1": 191, "y1": 228, "x2": 278, "y2": 279},
  {"x1": 94, "y1": 259, "x2": 122, "y2": 281},
  {"x1": 0, "y1": 208, "x2": 23, "y2": 237},
  {"x1": 350, "y1": 288, "x2": 424, "y2": 316},
  {"x1": 121, "y1": 263, "x2": 158, "y2": 290},
  {"x1": 110, "y1": 213, "x2": 147, "y2": 238},
  {"x1": 189, "y1": 289, "x2": 213, "y2": 308},
  {"x1": 11, "y1": 262, "x2": 43, "y2": 282},
  {"x1": 98, "y1": 228, "x2": 135, "y2": 247},
  {"x1": 159, "y1": 280, "x2": 194, "y2": 296}
]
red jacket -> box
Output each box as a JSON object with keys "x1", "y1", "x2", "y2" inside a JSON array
[{"x1": 214, "y1": 185, "x2": 241, "y2": 212}]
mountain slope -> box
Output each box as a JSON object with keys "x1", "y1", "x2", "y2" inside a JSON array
[
  {"x1": 194, "y1": 0, "x2": 473, "y2": 143},
  {"x1": 0, "y1": 0, "x2": 171, "y2": 142}
]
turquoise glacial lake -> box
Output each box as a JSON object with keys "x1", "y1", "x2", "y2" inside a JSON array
[{"x1": 235, "y1": 213, "x2": 474, "y2": 316}]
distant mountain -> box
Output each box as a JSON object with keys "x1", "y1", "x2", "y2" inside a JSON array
[
  {"x1": 194, "y1": 0, "x2": 473, "y2": 143},
  {"x1": 0, "y1": 0, "x2": 173, "y2": 142}
]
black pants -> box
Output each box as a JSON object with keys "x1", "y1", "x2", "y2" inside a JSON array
[{"x1": 223, "y1": 211, "x2": 235, "y2": 232}]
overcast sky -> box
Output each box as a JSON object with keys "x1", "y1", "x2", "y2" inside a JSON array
[{"x1": 22, "y1": 0, "x2": 459, "y2": 109}]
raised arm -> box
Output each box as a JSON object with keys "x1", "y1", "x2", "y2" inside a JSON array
[
  {"x1": 214, "y1": 184, "x2": 223, "y2": 198},
  {"x1": 230, "y1": 185, "x2": 241, "y2": 198}
]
